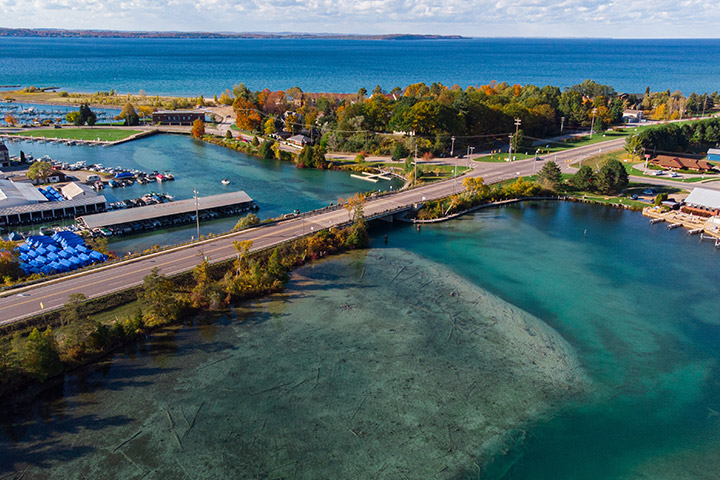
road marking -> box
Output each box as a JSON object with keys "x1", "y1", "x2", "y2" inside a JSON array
[
  {"x1": 0, "y1": 211, "x2": 344, "y2": 314},
  {"x1": 1, "y1": 138, "x2": 630, "y2": 322}
]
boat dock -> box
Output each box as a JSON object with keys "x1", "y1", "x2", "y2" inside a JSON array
[
  {"x1": 76, "y1": 190, "x2": 257, "y2": 236},
  {"x1": 643, "y1": 207, "x2": 720, "y2": 242},
  {"x1": 350, "y1": 171, "x2": 394, "y2": 183}
]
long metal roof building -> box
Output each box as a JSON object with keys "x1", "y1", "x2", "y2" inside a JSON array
[{"x1": 77, "y1": 191, "x2": 254, "y2": 229}]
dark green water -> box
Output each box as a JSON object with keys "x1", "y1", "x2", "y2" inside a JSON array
[{"x1": 1, "y1": 202, "x2": 719, "y2": 479}]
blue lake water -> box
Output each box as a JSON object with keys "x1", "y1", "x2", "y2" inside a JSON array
[
  {"x1": 3, "y1": 135, "x2": 401, "y2": 252},
  {"x1": 1, "y1": 37, "x2": 720, "y2": 95},
  {"x1": 0, "y1": 102, "x2": 120, "y2": 126},
  {"x1": 1, "y1": 201, "x2": 719, "y2": 478}
]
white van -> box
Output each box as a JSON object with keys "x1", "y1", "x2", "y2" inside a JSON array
[{"x1": 86, "y1": 174, "x2": 101, "y2": 183}]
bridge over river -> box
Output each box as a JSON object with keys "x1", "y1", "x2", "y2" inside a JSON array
[{"x1": 1, "y1": 136, "x2": 715, "y2": 325}]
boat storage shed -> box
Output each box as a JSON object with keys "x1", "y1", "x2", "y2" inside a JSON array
[{"x1": 77, "y1": 190, "x2": 254, "y2": 230}]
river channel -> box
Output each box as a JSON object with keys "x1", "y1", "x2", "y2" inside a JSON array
[
  {"x1": 3, "y1": 134, "x2": 402, "y2": 252},
  {"x1": 1, "y1": 201, "x2": 719, "y2": 479}
]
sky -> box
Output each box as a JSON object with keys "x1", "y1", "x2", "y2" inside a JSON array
[{"x1": 2, "y1": 0, "x2": 719, "y2": 38}]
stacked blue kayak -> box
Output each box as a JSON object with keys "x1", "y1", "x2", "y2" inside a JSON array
[
  {"x1": 16, "y1": 232, "x2": 108, "y2": 275},
  {"x1": 38, "y1": 186, "x2": 65, "y2": 202}
]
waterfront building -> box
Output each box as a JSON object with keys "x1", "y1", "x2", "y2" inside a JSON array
[
  {"x1": 0, "y1": 178, "x2": 106, "y2": 227},
  {"x1": 682, "y1": 187, "x2": 720, "y2": 217},
  {"x1": 151, "y1": 110, "x2": 208, "y2": 125},
  {"x1": 0, "y1": 143, "x2": 9, "y2": 168}
]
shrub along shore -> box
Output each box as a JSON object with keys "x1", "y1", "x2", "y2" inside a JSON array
[{"x1": 0, "y1": 208, "x2": 370, "y2": 399}]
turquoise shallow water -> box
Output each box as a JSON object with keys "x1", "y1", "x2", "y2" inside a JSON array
[
  {"x1": 4, "y1": 135, "x2": 400, "y2": 252},
  {"x1": 374, "y1": 202, "x2": 720, "y2": 479},
  {"x1": 1, "y1": 201, "x2": 720, "y2": 479}
]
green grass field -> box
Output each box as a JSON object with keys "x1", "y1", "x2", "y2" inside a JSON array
[
  {"x1": 22, "y1": 128, "x2": 142, "y2": 142},
  {"x1": 573, "y1": 152, "x2": 718, "y2": 184},
  {"x1": 474, "y1": 120, "x2": 710, "y2": 164}
]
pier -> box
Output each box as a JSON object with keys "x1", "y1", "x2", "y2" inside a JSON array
[
  {"x1": 643, "y1": 207, "x2": 720, "y2": 240},
  {"x1": 76, "y1": 190, "x2": 257, "y2": 235},
  {"x1": 350, "y1": 171, "x2": 395, "y2": 183}
]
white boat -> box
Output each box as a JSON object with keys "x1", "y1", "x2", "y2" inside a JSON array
[{"x1": 221, "y1": 178, "x2": 230, "y2": 185}]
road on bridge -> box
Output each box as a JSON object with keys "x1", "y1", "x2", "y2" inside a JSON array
[{"x1": 0, "y1": 136, "x2": 715, "y2": 325}]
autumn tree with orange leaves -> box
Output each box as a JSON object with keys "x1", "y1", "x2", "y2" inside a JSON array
[
  {"x1": 191, "y1": 118, "x2": 205, "y2": 138},
  {"x1": 233, "y1": 97, "x2": 262, "y2": 131}
]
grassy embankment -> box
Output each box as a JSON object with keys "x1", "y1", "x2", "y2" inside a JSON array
[{"x1": 18, "y1": 128, "x2": 142, "y2": 142}]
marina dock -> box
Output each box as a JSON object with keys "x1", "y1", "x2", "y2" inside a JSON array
[
  {"x1": 643, "y1": 207, "x2": 720, "y2": 242},
  {"x1": 76, "y1": 190, "x2": 257, "y2": 236},
  {"x1": 350, "y1": 171, "x2": 395, "y2": 183}
]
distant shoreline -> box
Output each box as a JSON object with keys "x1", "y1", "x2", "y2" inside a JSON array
[{"x1": 0, "y1": 28, "x2": 466, "y2": 41}]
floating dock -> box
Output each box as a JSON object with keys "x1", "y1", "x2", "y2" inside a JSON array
[
  {"x1": 644, "y1": 207, "x2": 720, "y2": 240},
  {"x1": 76, "y1": 190, "x2": 256, "y2": 235},
  {"x1": 350, "y1": 171, "x2": 394, "y2": 183}
]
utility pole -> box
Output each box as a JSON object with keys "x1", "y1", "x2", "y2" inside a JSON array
[
  {"x1": 513, "y1": 118, "x2": 521, "y2": 161},
  {"x1": 590, "y1": 108, "x2": 597, "y2": 138},
  {"x1": 453, "y1": 139, "x2": 457, "y2": 192},
  {"x1": 193, "y1": 187, "x2": 200, "y2": 241},
  {"x1": 414, "y1": 143, "x2": 418, "y2": 186}
]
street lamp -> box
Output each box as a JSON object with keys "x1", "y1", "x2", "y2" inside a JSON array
[
  {"x1": 590, "y1": 108, "x2": 597, "y2": 138},
  {"x1": 468, "y1": 146, "x2": 474, "y2": 168},
  {"x1": 450, "y1": 136, "x2": 456, "y2": 157},
  {"x1": 533, "y1": 148, "x2": 540, "y2": 175},
  {"x1": 193, "y1": 187, "x2": 200, "y2": 241}
]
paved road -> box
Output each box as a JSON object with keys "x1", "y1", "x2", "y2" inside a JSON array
[{"x1": 0, "y1": 136, "x2": 715, "y2": 325}]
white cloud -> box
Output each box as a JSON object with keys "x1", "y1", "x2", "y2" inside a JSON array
[{"x1": 1, "y1": 0, "x2": 719, "y2": 36}]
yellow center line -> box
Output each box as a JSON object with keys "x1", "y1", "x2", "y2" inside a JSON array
[{"x1": 1, "y1": 218, "x2": 311, "y2": 313}]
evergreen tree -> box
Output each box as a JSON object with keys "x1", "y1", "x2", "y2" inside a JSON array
[
  {"x1": 22, "y1": 327, "x2": 62, "y2": 381},
  {"x1": 312, "y1": 144, "x2": 327, "y2": 169},
  {"x1": 571, "y1": 165, "x2": 595, "y2": 191},
  {"x1": 259, "y1": 139, "x2": 275, "y2": 160},
  {"x1": 596, "y1": 159, "x2": 629, "y2": 194},
  {"x1": 537, "y1": 161, "x2": 563, "y2": 191},
  {"x1": 392, "y1": 142, "x2": 408, "y2": 161}
]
